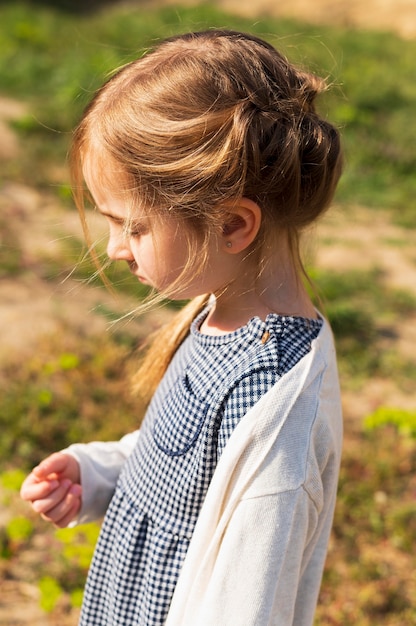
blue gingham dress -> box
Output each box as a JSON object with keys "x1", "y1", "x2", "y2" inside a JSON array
[{"x1": 79, "y1": 309, "x2": 322, "y2": 626}]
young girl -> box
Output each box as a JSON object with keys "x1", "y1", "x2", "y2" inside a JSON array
[{"x1": 21, "y1": 29, "x2": 343, "y2": 625}]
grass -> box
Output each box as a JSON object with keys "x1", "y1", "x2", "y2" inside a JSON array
[
  {"x1": 316, "y1": 426, "x2": 416, "y2": 625},
  {"x1": 0, "y1": 2, "x2": 416, "y2": 225},
  {"x1": 311, "y1": 267, "x2": 416, "y2": 385},
  {"x1": 0, "y1": 329, "x2": 144, "y2": 471},
  {"x1": 2, "y1": 419, "x2": 415, "y2": 625},
  {"x1": 1, "y1": 2, "x2": 416, "y2": 625},
  {"x1": 0, "y1": 217, "x2": 23, "y2": 277}
]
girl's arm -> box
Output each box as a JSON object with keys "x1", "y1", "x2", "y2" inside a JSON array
[
  {"x1": 21, "y1": 431, "x2": 139, "y2": 527},
  {"x1": 63, "y1": 430, "x2": 139, "y2": 525},
  {"x1": 20, "y1": 452, "x2": 82, "y2": 528}
]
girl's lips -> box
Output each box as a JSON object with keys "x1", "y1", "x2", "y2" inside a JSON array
[
  {"x1": 131, "y1": 267, "x2": 149, "y2": 285},
  {"x1": 127, "y1": 261, "x2": 151, "y2": 285},
  {"x1": 128, "y1": 262, "x2": 143, "y2": 280}
]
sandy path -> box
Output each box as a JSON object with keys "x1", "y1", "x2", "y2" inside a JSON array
[{"x1": 160, "y1": 0, "x2": 416, "y2": 38}]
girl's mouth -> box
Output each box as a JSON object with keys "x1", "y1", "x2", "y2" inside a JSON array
[{"x1": 128, "y1": 262, "x2": 149, "y2": 285}]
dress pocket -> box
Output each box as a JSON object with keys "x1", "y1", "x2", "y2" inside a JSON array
[{"x1": 152, "y1": 376, "x2": 209, "y2": 456}]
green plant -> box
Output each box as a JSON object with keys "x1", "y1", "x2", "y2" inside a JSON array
[
  {"x1": 6, "y1": 516, "x2": 34, "y2": 544},
  {"x1": 364, "y1": 406, "x2": 416, "y2": 437},
  {"x1": 1, "y1": 4, "x2": 416, "y2": 625},
  {"x1": 309, "y1": 267, "x2": 416, "y2": 385},
  {"x1": 0, "y1": 217, "x2": 24, "y2": 277},
  {"x1": 1, "y1": 2, "x2": 416, "y2": 225},
  {"x1": 38, "y1": 575, "x2": 64, "y2": 613},
  {"x1": 0, "y1": 471, "x2": 34, "y2": 558},
  {"x1": 0, "y1": 329, "x2": 143, "y2": 471},
  {"x1": 0, "y1": 468, "x2": 26, "y2": 491},
  {"x1": 316, "y1": 423, "x2": 416, "y2": 625},
  {"x1": 55, "y1": 524, "x2": 100, "y2": 571}
]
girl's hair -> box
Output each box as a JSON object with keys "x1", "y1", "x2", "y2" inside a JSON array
[{"x1": 70, "y1": 29, "x2": 342, "y2": 403}]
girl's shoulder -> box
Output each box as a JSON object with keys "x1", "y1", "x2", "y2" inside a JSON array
[{"x1": 182, "y1": 307, "x2": 323, "y2": 399}]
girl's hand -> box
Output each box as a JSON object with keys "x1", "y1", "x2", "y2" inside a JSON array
[{"x1": 20, "y1": 453, "x2": 82, "y2": 528}]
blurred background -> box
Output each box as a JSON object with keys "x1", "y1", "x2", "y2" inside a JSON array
[{"x1": 0, "y1": 1, "x2": 415, "y2": 624}]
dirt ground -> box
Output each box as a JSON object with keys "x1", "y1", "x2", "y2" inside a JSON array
[
  {"x1": 1, "y1": 1, "x2": 416, "y2": 624},
  {"x1": 0, "y1": 0, "x2": 415, "y2": 379},
  {"x1": 161, "y1": 0, "x2": 416, "y2": 39}
]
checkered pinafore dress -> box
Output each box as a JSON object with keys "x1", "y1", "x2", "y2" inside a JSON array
[{"x1": 79, "y1": 309, "x2": 322, "y2": 626}]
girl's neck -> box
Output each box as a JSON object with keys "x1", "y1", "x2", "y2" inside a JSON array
[{"x1": 200, "y1": 251, "x2": 317, "y2": 336}]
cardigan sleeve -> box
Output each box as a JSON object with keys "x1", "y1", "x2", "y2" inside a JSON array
[
  {"x1": 210, "y1": 489, "x2": 319, "y2": 625},
  {"x1": 167, "y1": 487, "x2": 320, "y2": 626},
  {"x1": 63, "y1": 430, "x2": 139, "y2": 525}
]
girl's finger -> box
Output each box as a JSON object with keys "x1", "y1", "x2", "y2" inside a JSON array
[
  {"x1": 32, "y1": 453, "x2": 71, "y2": 480},
  {"x1": 51, "y1": 496, "x2": 82, "y2": 529},
  {"x1": 41, "y1": 487, "x2": 82, "y2": 527},
  {"x1": 31, "y1": 479, "x2": 73, "y2": 515},
  {"x1": 20, "y1": 475, "x2": 59, "y2": 501}
]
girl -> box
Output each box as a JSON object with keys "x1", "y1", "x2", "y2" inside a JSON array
[{"x1": 21, "y1": 29, "x2": 343, "y2": 626}]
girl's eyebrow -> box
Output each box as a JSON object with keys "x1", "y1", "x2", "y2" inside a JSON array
[
  {"x1": 98, "y1": 210, "x2": 147, "y2": 232},
  {"x1": 98, "y1": 210, "x2": 126, "y2": 224}
]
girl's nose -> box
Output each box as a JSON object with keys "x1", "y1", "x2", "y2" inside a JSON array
[{"x1": 107, "y1": 232, "x2": 134, "y2": 262}]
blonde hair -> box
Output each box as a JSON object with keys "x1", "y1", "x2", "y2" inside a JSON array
[{"x1": 70, "y1": 29, "x2": 342, "y2": 403}]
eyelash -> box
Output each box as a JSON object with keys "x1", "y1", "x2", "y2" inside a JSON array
[
  {"x1": 108, "y1": 217, "x2": 147, "y2": 238},
  {"x1": 127, "y1": 224, "x2": 148, "y2": 238}
]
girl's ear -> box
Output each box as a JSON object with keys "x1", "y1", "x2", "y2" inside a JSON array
[{"x1": 221, "y1": 198, "x2": 262, "y2": 254}]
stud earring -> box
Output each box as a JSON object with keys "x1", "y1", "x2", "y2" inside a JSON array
[{"x1": 226, "y1": 241, "x2": 232, "y2": 248}]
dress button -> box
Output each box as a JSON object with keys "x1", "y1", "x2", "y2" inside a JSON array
[{"x1": 261, "y1": 330, "x2": 270, "y2": 344}]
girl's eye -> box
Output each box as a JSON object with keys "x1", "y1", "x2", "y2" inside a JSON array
[
  {"x1": 127, "y1": 223, "x2": 149, "y2": 238},
  {"x1": 105, "y1": 214, "x2": 149, "y2": 238}
]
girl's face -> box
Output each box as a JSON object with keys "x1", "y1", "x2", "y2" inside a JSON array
[{"x1": 84, "y1": 168, "x2": 233, "y2": 300}]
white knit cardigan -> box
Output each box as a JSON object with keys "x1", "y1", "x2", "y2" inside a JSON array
[{"x1": 67, "y1": 318, "x2": 343, "y2": 626}]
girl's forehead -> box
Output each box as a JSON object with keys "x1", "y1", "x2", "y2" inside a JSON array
[
  {"x1": 82, "y1": 153, "x2": 158, "y2": 222},
  {"x1": 82, "y1": 152, "x2": 132, "y2": 203}
]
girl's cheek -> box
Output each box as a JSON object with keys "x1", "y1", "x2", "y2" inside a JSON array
[{"x1": 130, "y1": 240, "x2": 142, "y2": 261}]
